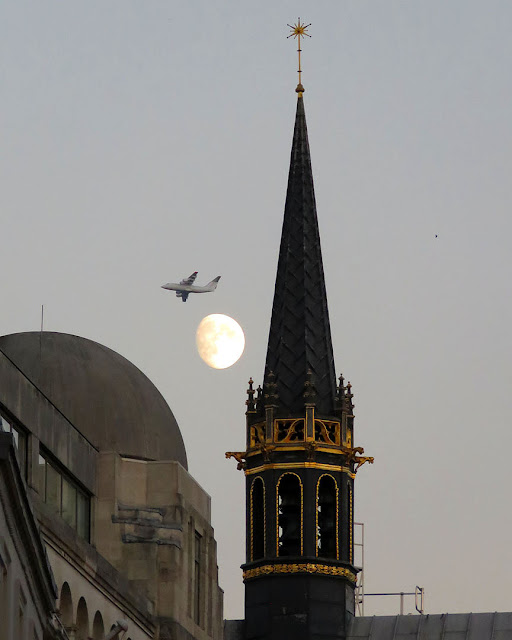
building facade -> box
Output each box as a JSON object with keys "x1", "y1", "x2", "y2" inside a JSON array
[
  {"x1": 0, "y1": 332, "x2": 223, "y2": 640},
  {"x1": 0, "y1": 432, "x2": 62, "y2": 640}
]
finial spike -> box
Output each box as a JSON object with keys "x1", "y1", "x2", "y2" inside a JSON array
[
  {"x1": 246, "y1": 377, "x2": 256, "y2": 412},
  {"x1": 287, "y1": 19, "x2": 311, "y2": 96}
]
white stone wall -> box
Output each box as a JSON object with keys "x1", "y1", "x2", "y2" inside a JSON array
[
  {"x1": 46, "y1": 544, "x2": 153, "y2": 640},
  {"x1": 0, "y1": 491, "x2": 46, "y2": 640},
  {"x1": 95, "y1": 453, "x2": 224, "y2": 640}
]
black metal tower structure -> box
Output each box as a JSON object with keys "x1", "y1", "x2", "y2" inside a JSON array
[{"x1": 226, "y1": 87, "x2": 373, "y2": 639}]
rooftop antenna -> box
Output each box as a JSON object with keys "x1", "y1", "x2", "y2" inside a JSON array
[
  {"x1": 287, "y1": 18, "x2": 311, "y2": 96},
  {"x1": 363, "y1": 587, "x2": 425, "y2": 616}
]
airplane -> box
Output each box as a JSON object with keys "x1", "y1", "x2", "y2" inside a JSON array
[{"x1": 161, "y1": 272, "x2": 221, "y2": 302}]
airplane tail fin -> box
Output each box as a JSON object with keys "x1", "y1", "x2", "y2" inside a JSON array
[{"x1": 206, "y1": 276, "x2": 221, "y2": 291}]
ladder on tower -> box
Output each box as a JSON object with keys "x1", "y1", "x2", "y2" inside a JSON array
[{"x1": 354, "y1": 522, "x2": 365, "y2": 616}]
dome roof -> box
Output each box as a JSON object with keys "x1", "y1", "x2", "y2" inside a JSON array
[{"x1": 0, "y1": 332, "x2": 187, "y2": 468}]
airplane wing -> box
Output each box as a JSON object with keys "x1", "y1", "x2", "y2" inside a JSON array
[{"x1": 181, "y1": 271, "x2": 198, "y2": 286}]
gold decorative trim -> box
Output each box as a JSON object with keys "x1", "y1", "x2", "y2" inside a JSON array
[
  {"x1": 250, "y1": 477, "x2": 266, "y2": 562},
  {"x1": 346, "y1": 425, "x2": 352, "y2": 448},
  {"x1": 246, "y1": 462, "x2": 354, "y2": 478},
  {"x1": 314, "y1": 419, "x2": 341, "y2": 446},
  {"x1": 243, "y1": 562, "x2": 356, "y2": 583},
  {"x1": 249, "y1": 422, "x2": 266, "y2": 448},
  {"x1": 248, "y1": 418, "x2": 344, "y2": 451},
  {"x1": 287, "y1": 20, "x2": 311, "y2": 96},
  {"x1": 315, "y1": 474, "x2": 339, "y2": 560},
  {"x1": 275, "y1": 418, "x2": 305, "y2": 443},
  {"x1": 247, "y1": 444, "x2": 347, "y2": 457},
  {"x1": 276, "y1": 472, "x2": 303, "y2": 557}
]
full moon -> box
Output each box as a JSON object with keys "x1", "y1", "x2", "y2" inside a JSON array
[{"x1": 196, "y1": 314, "x2": 245, "y2": 369}]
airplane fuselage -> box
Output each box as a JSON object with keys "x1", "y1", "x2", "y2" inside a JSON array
[
  {"x1": 161, "y1": 283, "x2": 216, "y2": 293},
  {"x1": 161, "y1": 274, "x2": 221, "y2": 301}
]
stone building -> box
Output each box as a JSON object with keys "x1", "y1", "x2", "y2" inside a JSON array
[{"x1": 0, "y1": 332, "x2": 223, "y2": 640}]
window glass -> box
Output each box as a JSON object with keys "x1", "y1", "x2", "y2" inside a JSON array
[
  {"x1": 194, "y1": 531, "x2": 202, "y2": 625},
  {"x1": 36, "y1": 451, "x2": 91, "y2": 540},
  {"x1": 12, "y1": 426, "x2": 27, "y2": 478},
  {"x1": 39, "y1": 448, "x2": 91, "y2": 541},
  {"x1": 0, "y1": 417, "x2": 28, "y2": 478},
  {"x1": 37, "y1": 455, "x2": 46, "y2": 497},
  {"x1": 77, "y1": 491, "x2": 90, "y2": 540},
  {"x1": 62, "y1": 477, "x2": 77, "y2": 529},
  {"x1": 46, "y1": 463, "x2": 61, "y2": 512}
]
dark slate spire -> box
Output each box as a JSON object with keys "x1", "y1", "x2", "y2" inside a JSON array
[{"x1": 264, "y1": 96, "x2": 337, "y2": 416}]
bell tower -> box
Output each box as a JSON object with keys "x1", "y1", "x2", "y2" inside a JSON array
[{"x1": 226, "y1": 22, "x2": 373, "y2": 640}]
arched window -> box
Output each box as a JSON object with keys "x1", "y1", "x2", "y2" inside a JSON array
[
  {"x1": 59, "y1": 583, "x2": 73, "y2": 629},
  {"x1": 250, "y1": 477, "x2": 265, "y2": 561},
  {"x1": 277, "y1": 473, "x2": 302, "y2": 557},
  {"x1": 92, "y1": 610, "x2": 104, "y2": 639},
  {"x1": 76, "y1": 597, "x2": 89, "y2": 640},
  {"x1": 316, "y1": 475, "x2": 338, "y2": 559}
]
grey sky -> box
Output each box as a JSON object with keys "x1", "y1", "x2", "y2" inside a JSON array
[{"x1": 2, "y1": 0, "x2": 512, "y2": 619}]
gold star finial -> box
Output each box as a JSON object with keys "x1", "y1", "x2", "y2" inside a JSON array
[{"x1": 287, "y1": 18, "x2": 311, "y2": 96}]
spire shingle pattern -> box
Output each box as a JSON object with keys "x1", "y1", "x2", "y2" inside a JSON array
[{"x1": 264, "y1": 96, "x2": 336, "y2": 416}]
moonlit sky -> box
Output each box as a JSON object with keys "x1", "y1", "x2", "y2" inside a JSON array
[{"x1": 2, "y1": 1, "x2": 512, "y2": 619}]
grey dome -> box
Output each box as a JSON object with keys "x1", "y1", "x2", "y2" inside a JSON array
[{"x1": 0, "y1": 332, "x2": 187, "y2": 468}]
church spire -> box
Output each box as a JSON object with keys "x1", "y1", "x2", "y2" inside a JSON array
[
  {"x1": 229, "y1": 28, "x2": 374, "y2": 640},
  {"x1": 264, "y1": 93, "x2": 337, "y2": 417}
]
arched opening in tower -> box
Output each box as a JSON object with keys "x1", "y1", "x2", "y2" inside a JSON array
[
  {"x1": 317, "y1": 475, "x2": 338, "y2": 560},
  {"x1": 277, "y1": 473, "x2": 302, "y2": 557}
]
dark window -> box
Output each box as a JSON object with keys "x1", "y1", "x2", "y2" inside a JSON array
[
  {"x1": 194, "y1": 531, "x2": 201, "y2": 625},
  {"x1": 0, "y1": 415, "x2": 27, "y2": 479},
  {"x1": 77, "y1": 491, "x2": 90, "y2": 541},
  {"x1": 277, "y1": 474, "x2": 302, "y2": 557},
  {"x1": 37, "y1": 454, "x2": 46, "y2": 497},
  {"x1": 317, "y1": 475, "x2": 337, "y2": 559},
  {"x1": 251, "y1": 478, "x2": 265, "y2": 561},
  {"x1": 62, "y1": 477, "x2": 77, "y2": 529},
  {"x1": 46, "y1": 463, "x2": 61, "y2": 512},
  {"x1": 38, "y1": 449, "x2": 91, "y2": 541}
]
